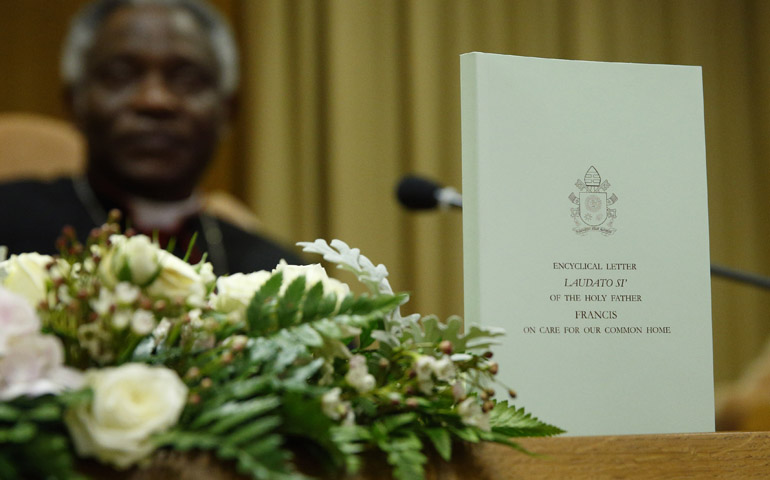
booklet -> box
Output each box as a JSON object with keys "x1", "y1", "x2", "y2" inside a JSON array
[{"x1": 461, "y1": 53, "x2": 714, "y2": 435}]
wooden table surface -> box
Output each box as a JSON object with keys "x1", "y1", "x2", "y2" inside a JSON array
[
  {"x1": 417, "y1": 431, "x2": 770, "y2": 479},
  {"x1": 80, "y1": 431, "x2": 770, "y2": 479}
]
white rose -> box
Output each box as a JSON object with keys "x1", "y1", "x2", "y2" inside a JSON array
[
  {"x1": 146, "y1": 250, "x2": 211, "y2": 306},
  {"x1": 210, "y1": 271, "x2": 271, "y2": 314},
  {"x1": 0, "y1": 286, "x2": 40, "y2": 354},
  {"x1": 274, "y1": 261, "x2": 350, "y2": 303},
  {"x1": 64, "y1": 363, "x2": 188, "y2": 469},
  {"x1": 99, "y1": 235, "x2": 161, "y2": 287},
  {"x1": 0, "y1": 334, "x2": 84, "y2": 400},
  {"x1": 0, "y1": 252, "x2": 54, "y2": 308}
]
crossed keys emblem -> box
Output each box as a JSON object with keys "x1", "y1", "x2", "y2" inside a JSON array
[{"x1": 569, "y1": 166, "x2": 618, "y2": 236}]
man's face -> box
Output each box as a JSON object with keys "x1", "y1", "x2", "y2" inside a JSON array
[{"x1": 71, "y1": 5, "x2": 232, "y2": 200}]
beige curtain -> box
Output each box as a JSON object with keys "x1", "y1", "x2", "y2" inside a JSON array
[{"x1": 234, "y1": 0, "x2": 770, "y2": 387}]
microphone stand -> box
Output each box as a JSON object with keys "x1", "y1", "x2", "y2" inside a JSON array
[{"x1": 711, "y1": 264, "x2": 770, "y2": 290}]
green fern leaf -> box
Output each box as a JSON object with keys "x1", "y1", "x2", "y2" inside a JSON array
[
  {"x1": 447, "y1": 425, "x2": 480, "y2": 443},
  {"x1": 381, "y1": 433, "x2": 426, "y2": 480},
  {"x1": 246, "y1": 272, "x2": 283, "y2": 334},
  {"x1": 287, "y1": 324, "x2": 323, "y2": 348},
  {"x1": 0, "y1": 404, "x2": 19, "y2": 421},
  {"x1": 222, "y1": 375, "x2": 273, "y2": 400},
  {"x1": 156, "y1": 431, "x2": 221, "y2": 451},
  {"x1": 227, "y1": 415, "x2": 283, "y2": 446},
  {"x1": 301, "y1": 281, "x2": 324, "y2": 319},
  {"x1": 283, "y1": 358, "x2": 325, "y2": 387},
  {"x1": 278, "y1": 276, "x2": 306, "y2": 328},
  {"x1": 317, "y1": 293, "x2": 339, "y2": 318},
  {"x1": 380, "y1": 413, "x2": 417, "y2": 433},
  {"x1": 190, "y1": 396, "x2": 281, "y2": 430},
  {"x1": 489, "y1": 401, "x2": 566, "y2": 437},
  {"x1": 424, "y1": 428, "x2": 452, "y2": 461}
]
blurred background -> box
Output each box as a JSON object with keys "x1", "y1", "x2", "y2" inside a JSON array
[{"x1": 1, "y1": 0, "x2": 769, "y2": 392}]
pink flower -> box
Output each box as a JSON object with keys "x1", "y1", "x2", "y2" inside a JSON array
[
  {"x1": 0, "y1": 286, "x2": 84, "y2": 400},
  {"x1": 0, "y1": 334, "x2": 83, "y2": 400},
  {"x1": 0, "y1": 286, "x2": 40, "y2": 354}
]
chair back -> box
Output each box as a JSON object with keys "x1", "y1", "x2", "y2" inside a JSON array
[{"x1": 0, "y1": 112, "x2": 85, "y2": 180}]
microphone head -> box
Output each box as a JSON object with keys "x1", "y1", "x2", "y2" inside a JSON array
[{"x1": 396, "y1": 175, "x2": 441, "y2": 210}]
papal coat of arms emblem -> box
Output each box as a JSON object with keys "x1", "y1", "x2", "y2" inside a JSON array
[{"x1": 569, "y1": 166, "x2": 618, "y2": 235}]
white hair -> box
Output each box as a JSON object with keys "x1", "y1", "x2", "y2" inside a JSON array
[{"x1": 60, "y1": 0, "x2": 239, "y2": 94}]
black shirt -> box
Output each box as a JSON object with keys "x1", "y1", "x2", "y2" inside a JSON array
[{"x1": 0, "y1": 177, "x2": 304, "y2": 275}]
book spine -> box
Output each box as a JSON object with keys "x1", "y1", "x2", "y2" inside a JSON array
[{"x1": 460, "y1": 53, "x2": 482, "y2": 325}]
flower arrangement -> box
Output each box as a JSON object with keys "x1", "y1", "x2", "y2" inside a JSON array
[{"x1": 0, "y1": 214, "x2": 562, "y2": 480}]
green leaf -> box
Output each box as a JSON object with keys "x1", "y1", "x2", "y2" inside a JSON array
[
  {"x1": 26, "y1": 403, "x2": 62, "y2": 422},
  {"x1": 191, "y1": 396, "x2": 281, "y2": 430},
  {"x1": 347, "y1": 295, "x2": 374, "y2": 315},
  {"x1": 489, "y1": 401, "x2": 565, "y2": 437},
  {"x1": 157, "y1": 431, "x2": 221, "y2": 451},
  {"x1": 228, "y1": 415, "x2": 282, "y2": 446},
  {"x1": 290, "y1": 324, "x2": 324, "y2": 348},
  {"x1": 301, "y1": 281, "x2": 324, "y2": 319},
  {"x1": 424, "y1": 428, "x2": 452, "y2": 461},
  {"x1": 182, "y1": 232, "x2": 199, "y2": 262},
  {"x1": 278, "y1": 276, "x2": 306, "y2": 328},
  {"x1": 0, "y1": 454, "x2": 18, "y2": 479},
  {"x1": 448, "y1": 425, "x2": 480, "y2": 443},
  {"x1": 408, "y1": 316, "x2": 505, "y2": 354},
  {"x1": 0, "y1": 422, "x2": 36, "y2": 443},
  {"x1": 0, "y1": 404, "x2": 20, "y2": 421},
  {"x1": 380, "y1": 433, "x2": 426, "y2": 480},
  {"x1": 337, "y1": 293, "x2": 354, "y2": 315},
  {"x1": 284, "y1": 358, "x2": 324, "y2": 387},
  {"x1": 241, "y1": 433, "x2": 285, "y2": 458},
  {"x1": 330, "y1": 424, "x2": 371, "y2": 448},
  {"x1": 317, "y1": 293, "x2": 339, "y2": 318},
  {"x1": 381, "y1": 413, "x2": 417, "y2": 433},
  {"x1": 224, "y1": 375, "x2": 273, "y2": 400},
  {"x1": 371, "y1": 293, "x2": 408, "y2": 313},
  {"x1": 312, "y1": 319, "x2": 342, "y2": 339},
  {"x1": 24, "y1": 433, "x2": 84, "y2": 480},
  {"x1": 247, "y1": 338, "x2": 281, "y2": 365},
  {"x1": 270, "y1": 340, "x2": 305, "y2": 374},
  {"x1": 359, "y1": 318, "x2": 384, "y2": 349},
  {"x1": 354, "y1": 397, "x2": 377, "y2": 418},
  {"x1": 247, "y1": 272, "x2": 283, "y2": 334},
  {"x1": 117, "y1": 260, "x2": 133, "y2": 283}
]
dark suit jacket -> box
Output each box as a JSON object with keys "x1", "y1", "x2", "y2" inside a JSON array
[{"x1": 0, "y1": 177, "x2": 304, "y2": 275}]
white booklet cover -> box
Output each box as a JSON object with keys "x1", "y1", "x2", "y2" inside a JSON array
[{"x1": 461, "y1": 53, "x2": 714, "y2": 435}]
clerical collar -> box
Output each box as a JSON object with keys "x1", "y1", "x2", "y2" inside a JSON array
[
  {"x1": 73, "y1": 175, "x2": 201, "y2": 232},
  {"x1": 129, "y1": 194, "x2": 202, "y2": 232}
]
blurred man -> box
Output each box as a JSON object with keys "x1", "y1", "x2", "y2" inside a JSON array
[{"x1": 0, "y1": 0, "x2": 302, "y2": 273}]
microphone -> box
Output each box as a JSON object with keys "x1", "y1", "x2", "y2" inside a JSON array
[
  {"x1": 711, "y1": 264, "x2": 770, "y2": 290},
  {"x1": 396, "y1": 175, "x2": 462, "y2": 210}
]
